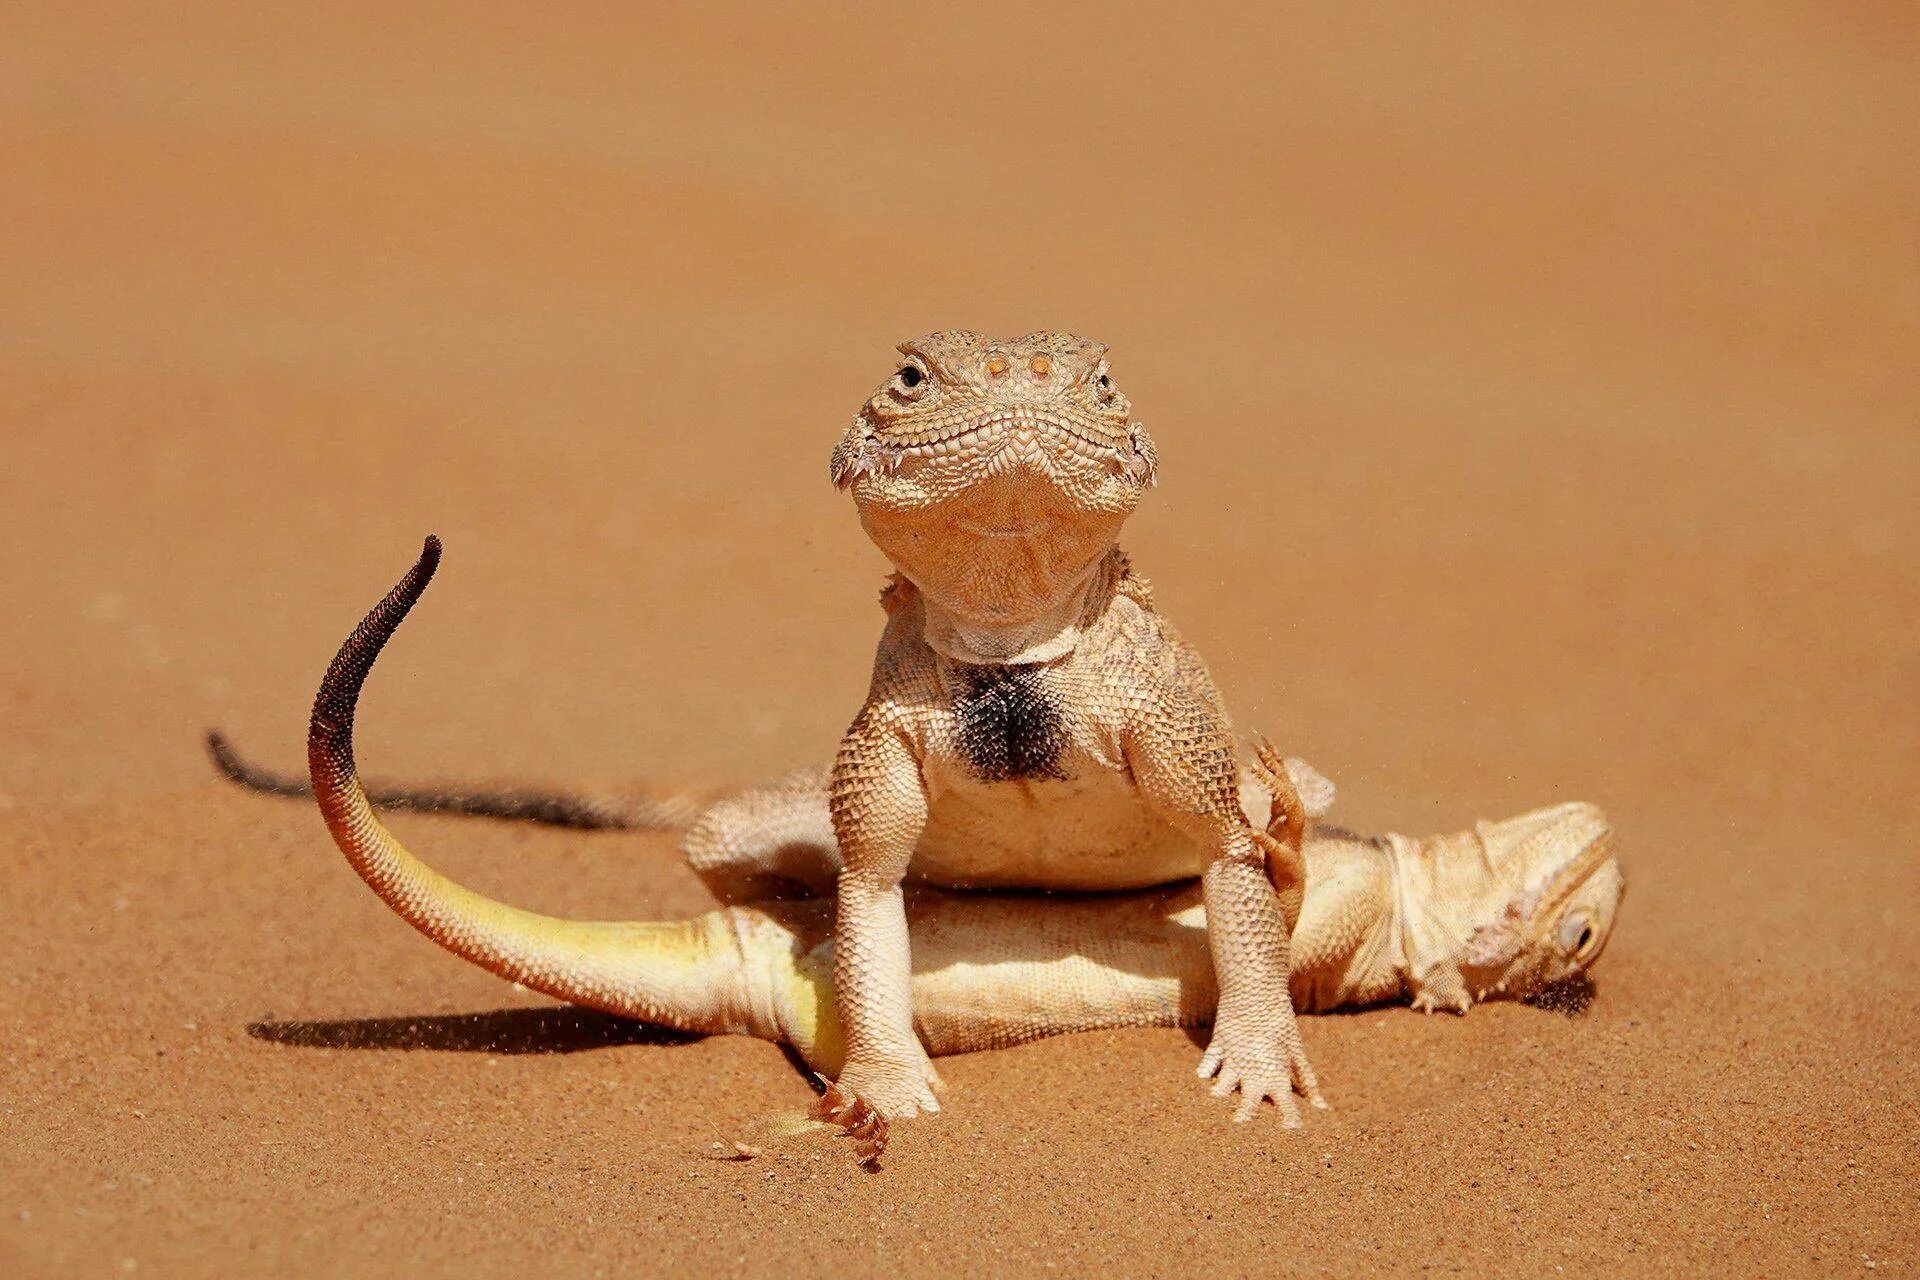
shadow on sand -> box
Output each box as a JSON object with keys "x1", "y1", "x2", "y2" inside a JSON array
[
  {"x1": 1525, "y1": 973, "x2": 1598, "y2": 1017},
  {"x1": 249, "y1": 975, "x2": 1600, "y2": 1064},
  {"x1": 247, "y1": 1006, "x2": 700, "y2": 1055}
]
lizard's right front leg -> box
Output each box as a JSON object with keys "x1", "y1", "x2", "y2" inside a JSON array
[{"x1": 826, "y1": 707, "x2": 943, "y2": 1119}]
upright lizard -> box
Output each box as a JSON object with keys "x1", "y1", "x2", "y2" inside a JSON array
[
  {"x1": 821, "y1": 330, "x2": 1316, "y2": 1122},
  {"x1": 298, "y1": 537, "x2": 1625, "y2": 1162}
]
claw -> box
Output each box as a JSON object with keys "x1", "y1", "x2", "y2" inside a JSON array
[{"x1": 811, "y1": 1079, "x2": 890, "y2": 1166}]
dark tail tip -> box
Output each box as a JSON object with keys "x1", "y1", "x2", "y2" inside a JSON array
[{"x1": 308, "y1": 537, "x2": 443, "y2": 776}]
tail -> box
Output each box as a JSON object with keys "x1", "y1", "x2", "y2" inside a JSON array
[
  {"x1": 208, "y1": 734, "x2": 702, "y2": 831},
  {"x1": 305, "y1": 536, "x2": 753, "y2": 1036}
]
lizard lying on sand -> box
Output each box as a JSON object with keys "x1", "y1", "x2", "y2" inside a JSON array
[{"x1": 301, "y1": 537, "x2": 1625, "y2": 1162}]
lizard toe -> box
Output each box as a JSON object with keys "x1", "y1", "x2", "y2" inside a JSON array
[{"x1": 1288, "y1": 1047, "x2": 1324, "y2": 1108}]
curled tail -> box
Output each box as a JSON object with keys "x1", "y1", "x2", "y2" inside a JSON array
[{"x1": 305, "y1": 536, "x2": 758, "y2": 1036}]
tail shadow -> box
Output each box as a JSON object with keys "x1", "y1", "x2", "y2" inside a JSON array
[{"x1": 247, "y1": 1005, "x2": 700, "y2": 1054}]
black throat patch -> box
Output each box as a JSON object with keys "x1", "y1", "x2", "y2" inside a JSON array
[{"x1": 951, "y1": 663, "x2": 1068, "y2": 782}]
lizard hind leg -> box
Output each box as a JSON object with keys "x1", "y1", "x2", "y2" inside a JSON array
[
  {"x1": 1248, "y1": 740, "x2": 1312, "y2": 935},
  {"x1": 682, "y1": 768, "x2": 842, "y2": 903}
]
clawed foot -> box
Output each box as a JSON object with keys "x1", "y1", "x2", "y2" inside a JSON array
[
  {"x1": 1411, "y1": 989, "x2": 1473, "y2": 1015},
  {"x1": 811, "y1": 1079, "x2": 890, "y2": 1165},
  {"x1": 1409, "y1": 967, "x2": 1474, "y2": 1015},
  {"x1": 812, "y1": 1054, "x2": 940, "y2": 1166},
  {"x1": 1197, "y1": 1012, "x2": 1327, "y2": 1125}
]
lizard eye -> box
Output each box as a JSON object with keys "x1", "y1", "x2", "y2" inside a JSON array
[
  {"x1": 1559, "y1": 911, "x2": 1598, "y2": 960},
  {"x1": 891, "y1": 361, "x2": 929, "y2": 398}
]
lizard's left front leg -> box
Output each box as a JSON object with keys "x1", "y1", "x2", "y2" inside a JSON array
[
  {"x1": 1128, "y1": 729, "x2": 1325, "y2": 1124},
  {"x1": 825, "y1": 706, "x2": 943, "y2": 1119}
]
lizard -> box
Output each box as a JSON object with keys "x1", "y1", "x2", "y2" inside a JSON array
[
  {"x1": 821, "y1": 330, "x2": 1322, "y2": 1123},
  {"x1": 303, "y1": 536, "x2": 1625, "y2": 1160}
]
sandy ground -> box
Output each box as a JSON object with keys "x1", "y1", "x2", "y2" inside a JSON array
[{"x1": 3, "y1": 3, "x2": 1916, "y2": 1276}]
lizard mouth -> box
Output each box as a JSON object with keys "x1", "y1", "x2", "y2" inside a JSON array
[
  {"x1": 885, "y1": 411, "x2": 1127, "y2": 461},
  {"x1": 834, "y1": 408, "x2": 1152, "y2": 494},
  {"x1": 953, "y1": 517, "x2": 1046, "y2": 539}
]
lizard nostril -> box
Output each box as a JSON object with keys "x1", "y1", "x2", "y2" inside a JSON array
[
  {"x1": 985, "y1": 355, "x2": 1010, "y2": 377},
  {"x1": 1030, "y1": 354, "x2": 1052, "y2": 377}
]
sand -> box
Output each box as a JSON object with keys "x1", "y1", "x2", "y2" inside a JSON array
[{"x1": 2, "y1": 3, "x2": 1915, "y2": 1275}]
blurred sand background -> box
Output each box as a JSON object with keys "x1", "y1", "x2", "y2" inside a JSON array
[{"x1": 2, "y1": 2, "x2": 1915, "y2": 1275}]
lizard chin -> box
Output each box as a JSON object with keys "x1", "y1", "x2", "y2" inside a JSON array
[{"x1": 852, "y1": 450, "x2": 1145, "y2": 657}]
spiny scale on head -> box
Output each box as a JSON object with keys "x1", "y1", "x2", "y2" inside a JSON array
[{"x1": 849, "y1": 329, "x2": 1141, "y2": 460}]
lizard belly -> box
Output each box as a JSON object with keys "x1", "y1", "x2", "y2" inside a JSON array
[{"x1": 910, "y1": 762, "x2": 1206, "y2": 891}]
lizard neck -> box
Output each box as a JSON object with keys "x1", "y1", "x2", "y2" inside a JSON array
[{"x1": 913, "y1": 547, "x2": 1127, "y2": 665}]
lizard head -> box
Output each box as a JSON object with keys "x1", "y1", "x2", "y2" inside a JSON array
[
  {"x1": 830, "y1": 330, "x2": 1158, "y2": 636},
  {"x1": 1396, "y1": 801, "x2": 1626, "y2": 1011},
  {"x1": 1454, "y1": 802, "x2": 1626, "y2": 1001}
]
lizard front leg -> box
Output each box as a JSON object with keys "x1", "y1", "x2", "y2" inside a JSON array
[
  {"x1": 1196, "y1": 832, "x2": 1324, "y2": 1123},
  {"x1": 1127, "y1": 729, "x2": 1324, "y2": 1125},
  {"x1": 826, "y1": 706, "x2": 943, "y2": 1119}
]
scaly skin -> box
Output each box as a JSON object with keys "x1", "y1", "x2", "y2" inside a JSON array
[
  {"x1": 303, "y1": 540, "x2": 1626, "y2": 1131},
  {"x1": 827, "y1": 330, "x2": 1315, "y2": 1123}
]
